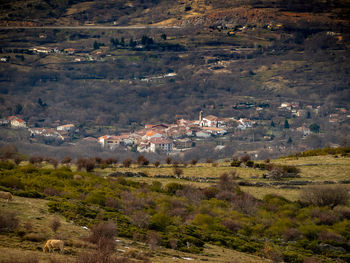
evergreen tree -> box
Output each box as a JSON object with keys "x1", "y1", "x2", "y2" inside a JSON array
[
  {"x1": 284, "y1": 119, "x2": 290, "y2": 129},
  {"x1": 307, "y1": 111, "x2": 311, "y2": 119},
  {"x1": 309, "y1": 123, "x2": 320, "y2": 133},
  {"x1": 129, "y1": 38, "x2": 136, "y2": 48},
  {"x1": 93, "y1": 41, "x2": 99, "y2": 50}
]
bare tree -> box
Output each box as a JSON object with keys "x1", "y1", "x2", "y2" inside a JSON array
[
  {"x1": 50, "y1": 217, "x2": 61, "y2": 233},
  {"x1": 300, "y1": 185, "x2": 350, "y2": 208}
]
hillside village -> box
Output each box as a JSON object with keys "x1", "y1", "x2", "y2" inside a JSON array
[{"x1": 1, "y1": 100, "x2": 349, "y2": 157}]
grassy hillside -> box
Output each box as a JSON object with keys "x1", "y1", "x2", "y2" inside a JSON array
[
  {"x1": 0, "y1": 196, "x2": 269, "y2": 263},
  {"x1": 1, "y1": 150, "x2": 350, "y2": 262}
]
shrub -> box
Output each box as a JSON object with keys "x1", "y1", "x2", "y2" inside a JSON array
[
  {"x1": 202, "y1": 187, "x2": 218, "y2": 199},
  {"x1": 16, "y1": 190, "x2": 42, "y2": 198},
  {"x1": 267, "y1": 166, "x2": 284, "y2": 180},
  {"x1": 153, "y1": 161, "x2": 160, "y2": 167},
  {"x1": 246, "y1": 160, "x2": 254, "y2": 167},
  {"x1": 311, "y1": 208, "x2": 339, "y2": 225},
  {"x1": 283, "y1": 228, "x2": 302, "y2": 241},
  {"x1": 318, "y1": 231, "x2": 344, "y2": 242},
  {"x1": 240, "y1": 154, "x2": 250, "y2": 163},
  {"x1": 95, "y1": 157, "x2": 102, "y2": 164},
  {"x1": 165, "y1": 183, "x2": 184, "y2": 194},
  {"x1": 130, "y1": 211, "x2": 150, "y2": 228},
  {"x1": 76, "y1": 158, "x2": 85, "y2": 171},
  {"x1": 14, "y1": 157, "x2": 22, "y2": 165},
  {"x1": 137, "y1": 155, "x2": 149, "y2": 166},
  {"x1": 50, "y1": 217, "x2": 61, "y2": 233},
  {"x1": 85, "y1": 158, "x2": 96, "y2": 172},
  {"x1": 300, "y1": 185, "x2": 349, "y2": 208},
  {"x1": 23, "y1": 233, "x2": 46, "y2": 242},
  {"x1": 299, "y1": 224, "x2": 324, "y2": 240},
  {"x1": 173, "y1": 167, "x2": 183, "y2": 177},
  {"x1": 165, "y1": 157, "x2": 172, "y2": 165},
  {"x1": 232, "y1": 192, "x2": 258, "y2": 215},
  {"x1": 334, "y1": 206, "x2": 350, "y2": 219},
  {"x1": 0, "y1": 161, "x2": 15, "y2": 170},
  {"x1": 147, "y1": 231, "x2": 161, "y2": 250},
  {"x1": 122, "y1": 158, "x2": 132, "y2": 168},
  {"x1": 0, "y1": 211, "x2": 19, "y2": 232},
  {"x1": 217, "y1": 173, "x2": 237, "y2": 192},
  {"x1": 282, "y1": 250, "x2": 304, "y2": 263},
  {"x1": 221, "y1": 219, "x2": 242, "y2": 232},
  {"x1": 43, "y1": 187, "x2": 63, "y2": 197},
  {"x1": 261, "y1": 245, "x2": 283, "y2": 262},
  {"x1": 88, "y1": 221, "x2": 117, "y2": 245},
  {"x1": 29, "y1": 156, "x2": 43, "y2": 165},
  {"x1": 0, "y1": 176, "x2": 24, "y2": 189},
  {"x1": 190, "y1": 159, "x2": 198, "y2": 165},
  {"x1": 48, "y1": 158, "x2": 58, "y2": 169},
  {"x1": 61, "y1": 156, "x2": 72, "y2": 165},
  {"x1": 86, "y1": 191, "x2": 106, "y2": 206},
  {"x1": 281, "y1": 165, "x2": 300, "y2": 174},
  {"x1": 105, "y1": 197, "x2": 121, "y2": 209},
  {"x1": 150, "y1": 212, "x2": 172, "y2": 231},
  {"x1": 230, "y1": 161, "x2": 241, "y2": 167}
]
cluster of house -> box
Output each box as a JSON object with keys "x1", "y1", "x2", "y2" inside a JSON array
[
  {"x1": 278, "y1": 101, "x2": 317, "y2": 118},
  {"x1": 98, "y1": 111, "x2": 254, "y2": 153},
  {"x1": 0, "y1": 116, "x2": 75, "y2": 142},
  {"x1": 28, "y1": 124, "x2": 75, "y2": 141},
  {"x1": 279, "y1": 102, "x2": 349, "y2": 124}
]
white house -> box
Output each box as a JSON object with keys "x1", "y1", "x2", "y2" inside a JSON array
[
  {"x1": 200, "y1": 115, "x2": 219, "y2": 127},
  {"x1": 296, "y1": 126, "x2": 311, "y2": 136},
  {"x1": 149, "y1": 138, "x2": 173, "y2": 153},
  {"x1": 280, "y1": 102, "x2": 292, "y2": 111},
  {"x1": 237, "y1": 118, "x2": 252, "y2": 130},
  {"x1": 29, "y1": 128, "x2": 64, "y2": 140},
  {"x1": 57, "y1": 124, "x2": 75, "y2": 132},
  {"x1": 142, "y1": 131, "x2": 164, "y2": 140},
  {"x1": 98, "y1": 134, "x2": 133, "y2": 149},
  {"x1": 202, "y1": 127, "x2": 227, "y2": 136},
  {"x1": 196, "y1": 131, "x2": 211, "y2": 138},
  {"x1": 8, "y1": 116, "x2": 27, "y2": 128}
]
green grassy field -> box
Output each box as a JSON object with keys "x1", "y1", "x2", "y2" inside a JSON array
[{"x1": 91, "y1": 155, "x2": 350, "y2": 201}]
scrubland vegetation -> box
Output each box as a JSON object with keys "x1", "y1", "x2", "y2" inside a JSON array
[{"x1": 0, "y1": 147, "x2": 350, "y2": 262}]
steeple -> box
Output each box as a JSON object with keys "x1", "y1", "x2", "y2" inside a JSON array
[{"x1": 199, "y1": 110, "x2": 203, "y2": 121}]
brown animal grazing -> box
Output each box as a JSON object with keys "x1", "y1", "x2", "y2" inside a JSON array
[
  {"x1": 43, "y1": 239, "x2": 64, "y2": 253},
  {"x1": 0, "y1": 191, "x2": 13, "y2": 202}
]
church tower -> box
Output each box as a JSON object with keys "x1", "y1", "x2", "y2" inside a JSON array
[{"x1": 199, "y1": 110, "x2": 203, "y2": 121}]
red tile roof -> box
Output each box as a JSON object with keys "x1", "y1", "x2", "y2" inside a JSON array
[{"x1": 149, "y1": 138, "x2": 172, "y2": 144}]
